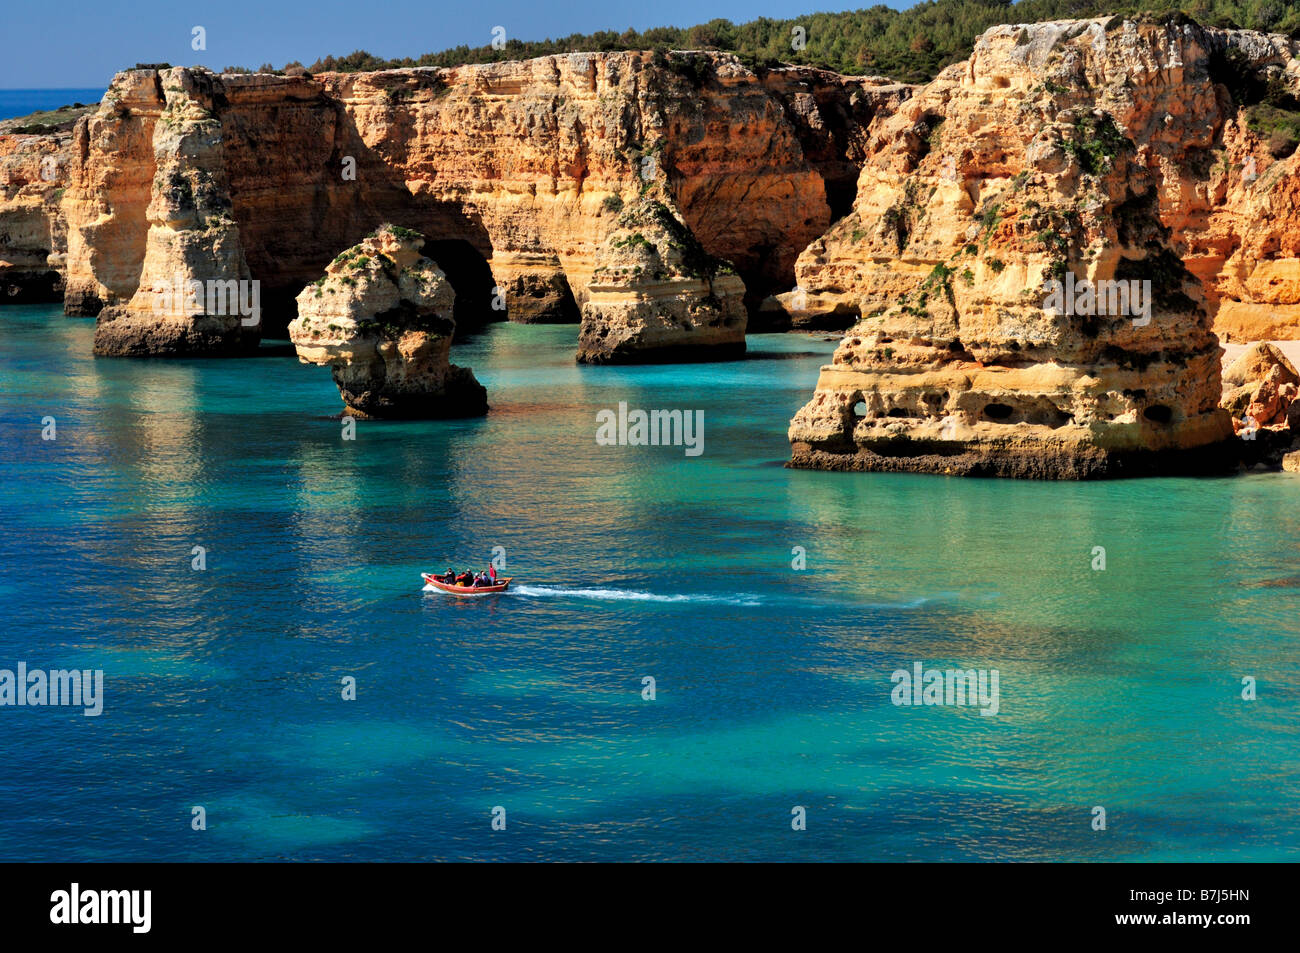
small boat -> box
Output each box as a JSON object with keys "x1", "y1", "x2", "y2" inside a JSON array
[{"x1": 422, "y1": 573, "x2": 512, "y2": 596}]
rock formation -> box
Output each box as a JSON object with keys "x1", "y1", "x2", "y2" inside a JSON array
[
  {"x1": 789, "y1": 18, "x2": 1300, "y2": 344},
  {"x1": 0, "y1": 131, "x2": 70, "y2": 302},
  {"x1": 578, "y1": 186, "x2": 746, "y2": 363},
  {"x1": 62, "y1": 70, "x2": 168, "y2": 318},
  {"x1": 288, "y1": 225, "x2": 486, "y2": 418},
  {"x1": 785, "y1": 17, "x2": 1300, "y2": 477},
  {"x1": 92, "y1": 69, "x2": 257, "y2": 356},
  {"x1": 7, "y1": 22, "x2": 1300, "y2": 478},
  {"x1": 8, "y1": 53, "x2": 902, "y2": 356},
  {"x1": 1220, "y1": 342, "x2": 1299, "y2": 429}
]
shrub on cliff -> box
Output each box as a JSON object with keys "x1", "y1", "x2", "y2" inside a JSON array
[{"x1": 1064, "y1": 113, "x2": 1131, "y2": 175}]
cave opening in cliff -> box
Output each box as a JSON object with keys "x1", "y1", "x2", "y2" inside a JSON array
[
  {"x1": 421, "y1": 239, "x2": 501, "y2": 335},
  {"x1": 983, "y1": 403, "x2": 1015, "y2": 421}
]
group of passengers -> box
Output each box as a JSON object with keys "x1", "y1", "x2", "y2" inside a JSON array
[{"x1": 433, "y1": 566, "x2": 499, "y2": 588}]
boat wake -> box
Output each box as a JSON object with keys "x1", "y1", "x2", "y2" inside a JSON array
[{"x1": 511, "y1": 585, "x2": 762, "y2": 606}]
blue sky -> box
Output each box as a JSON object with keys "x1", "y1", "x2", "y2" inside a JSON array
[{"x1": 3, "y1": 0, "x2": 913, "y2": 89}]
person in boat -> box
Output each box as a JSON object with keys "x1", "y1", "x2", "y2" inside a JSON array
[
  {"x1": 438, "y1": 567, "x2": 455, "y2": 584},
  {"x1": 487, "y1": 565, "x2": 498, "y2": 585},
  {"x1": 455, "y1": 570, "x2": 474, "y2": 587},
  {"x1": 474, "y1": 571, "x2": 490, "y2": 587}
]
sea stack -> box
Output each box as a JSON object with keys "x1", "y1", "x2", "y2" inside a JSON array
[
  {"x1": 92, "y1": 69, "x2": 257, "y2": 356},
  {"x1": 288, "y1": 225, "x2": 487, "y2": 418},
  {"x1": 577, "y1": 186, "x2": 747, "y2": 364},
  {"x1": 788, "y1": 18, "x2": 1250, "y2": 478}
]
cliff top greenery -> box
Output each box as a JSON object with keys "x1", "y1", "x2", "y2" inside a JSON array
[
  {"x1": 0, "y1": 101, "x2": 97, "y2": 135},
  {"x1": 278, "y1": 1, "x2": 1300, "y2": 85}
]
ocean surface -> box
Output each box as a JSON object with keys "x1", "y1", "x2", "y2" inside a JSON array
[
  {"x1": 0, "y1": 89, "x2": 104, "y2": 121},
  {"x1": 0, "y1": 303, "x2": 1297, "y2": 861}
]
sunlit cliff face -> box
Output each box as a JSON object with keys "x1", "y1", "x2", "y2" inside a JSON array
[{"x1": 789, "y1": 18, "x2": 1300, "y2": 477}]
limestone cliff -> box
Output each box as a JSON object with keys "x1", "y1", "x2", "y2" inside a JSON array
[
  {"x1": 62, "y1": 70, "x2": 165, "y2": 317},
  {"x1": 28, "y1": 52, "x2": 899, "y2": 356},
  {"x1": 793, "y1": 21, "x2": 1300, "y2": 340},
  {"x1": 786, "y1": 17, "x2": 1300, "y2": 477},
  {"x1": 93, "y1": 69, "x2": 257, "y2": 356},
  {"x1": 288, "y1": 225, "x2": 486, "y2": 418},
  {"x1": 0, "y1": 131, "x2": 68, "y2": 303}
]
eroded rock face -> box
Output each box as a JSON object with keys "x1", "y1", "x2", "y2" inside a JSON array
[
  {"x1": 1220, "y1": 342, "x2": 1299, "y2": 428},
  {"x1": 63, "y1": 70, "x2": 165, "y2": 317},
  {"x1": 578, "y1": 187, "x2": 746, "y2": 363},
  {"x1": 789, "y1": 18, "x2": 1244, "y2": 478},
  {"x1": 91, "y1": 69, "x2": 257, "y2": 356},
  {"x1": 787, "y1": 18, "x2": 1300, "y2": 339},
  {"x1": 288, "y1": 226, "x2": 486, "y2": 418},
  {"x1": 0, "y1": 132, "x2": 69, "y2": 302},
  {"x1": 31, "y1": 53, "x2": 901, "y2": 356}
]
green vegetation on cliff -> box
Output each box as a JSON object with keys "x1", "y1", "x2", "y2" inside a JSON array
[{"x1": 289, "y1": 1, "x2": 1300, "y2": 85}]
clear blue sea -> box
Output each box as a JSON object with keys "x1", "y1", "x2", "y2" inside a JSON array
[
  {"x1": 0, "y1": 89, "x2": 104, "y2": 121},
  {"x1": 0, "y1": 304, "x2": 1298, "y2": 861}
]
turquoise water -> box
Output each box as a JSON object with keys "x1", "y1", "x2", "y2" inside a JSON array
[{"x1": 1, "y1": 304, "x2": 1298, "y2": 861}]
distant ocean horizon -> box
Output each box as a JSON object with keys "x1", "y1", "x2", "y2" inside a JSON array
[{"x1": 0, "y1": 88, "x2": 105, "y2": 121}]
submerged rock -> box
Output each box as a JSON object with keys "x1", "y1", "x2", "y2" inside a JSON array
[
  {"x1": 288, "y1": 226, "x2": 486, "y2": 418},
  {"x1": 578, "y1": 188, "x2": 746, "y2": 364}
]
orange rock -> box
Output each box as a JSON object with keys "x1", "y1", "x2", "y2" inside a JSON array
[
  {"x1": 18, "y1": 54, "x2": 910, "y2": 355},
  {"x1": 789, "y1": 18, "x2": 1247, "y2": 478},
  {"x1": 288, "y1": 225, "x2": 485, "y2": 418}
]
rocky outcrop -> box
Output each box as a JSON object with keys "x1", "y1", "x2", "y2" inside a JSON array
[
  {"x1": 754, "y1": 71, "x2": 912, "y2": 331},
  {"x1": 288, "y1": 225, "x2": 486, "y2": 418},
  {"x1": 1220, "y1": 342, "x2": 1299, "y2": 429},
  {"x1": 789, "y1": 18, "x2": 1245, "y2": 478},
  {"x1": 92, "y1": 69, "x2": 257, "y2": 356},
  {"x1": 20, "y1": 53, "x2": 901, "y2": 357},
  {"x1": 63, "y1": 70, "x2": 165, "y2": 317},
  {"x1": 790, "y1": 18, "x2": 1300, "y2": 342},
  {"x1": 578, "y1": 187, "x2": 746, "y2": 363},
  {"x1": 0, "y1": 131, "x2": 69, "y2": 302}
]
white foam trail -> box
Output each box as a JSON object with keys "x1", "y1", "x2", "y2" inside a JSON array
[{"x1": 512, "y1": 585, "x2": 762, "y2": 606}]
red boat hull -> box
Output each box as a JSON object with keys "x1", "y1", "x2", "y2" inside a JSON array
[{"x1": 422, "y1": 573, "x2": 512, "y2": 595}]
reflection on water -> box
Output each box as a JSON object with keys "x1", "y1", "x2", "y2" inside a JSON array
[{"x1": 0, "y1": 305, "x2": 1298, "y2": 861}]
